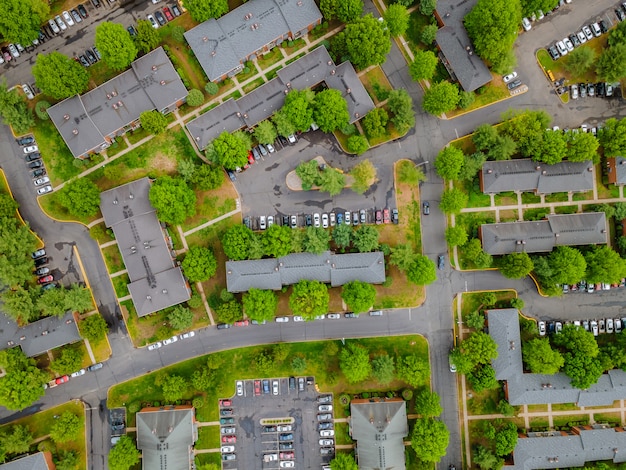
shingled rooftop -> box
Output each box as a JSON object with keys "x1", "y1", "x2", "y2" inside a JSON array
[
  {"x1": 226, "y1": 251, "x2": 385, "y2": 293},
  {"x1": 184, "y1": 0, "x2": 321, "y2": 82},
  {"x1": 186, "y1": 46, "x2": 375, "y2": 150},
  {"x1": 48, "y1": 47, "x2": 188, "y2": 159},
  {"x1": 0, "y1": 452, "x2": 55, "y2": 470},
  {"x1": 480, "y1": 159, "x2": 595, "y2": 195},
  {"x1": 100, "y1": 178, "x2": 190, "y2": 317},
  {"x1": 488, "y1": 308, "x2": 626, "y2": 407},
  {"x1": 434, "y1": 0, "x2": 492, "y2": 91},
  {"x1": 480, "y1": 212, "x2": 608, "y2": 255},
  {"x1": 606, "y1": 156, "x2": 626, "y2": 185}
]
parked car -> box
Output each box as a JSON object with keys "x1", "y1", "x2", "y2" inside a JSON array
[
  {"x1": 359, "y1": 209, "x2": 366, "y2": 224},
  {"x1": 147, "y1": 342, "x2": 162, "y2": 351},
  {"x1": 236, "y1": 380, "x2": 244, "y2": 396},
  {"x1": 23, "y1": 145, "x2": 39, "y2": 154},
  {"x1": 329, "y1": 212, "x2": 336, "y2": 226},
  {"x1": 507, "y1": 79, "x2": 522, "y2": 90},
  {"x1": 538, "y1": 321, "x2": 546, "y2": 336},
  {"x1": 263, "y1": 379, "x2": 270, "y2": 394},
  {"x1": 216, "y1": 323, "x2": 231, "y2": 330},
  {"x1": 591, "y1": 22, "x2": 601, "y2": 37},
  {"x1": 548, "y1": 45, "x2": 560, "y2": 60},
  {"x1": 375, "y1": 209, "x2": 382, "y2": 224},
  {"x1": 85, "y1": 49, "x2": 98, "y2": 64},
  {"x1": 78, "y1": 3, "x2": 89, "y2": 18},
  {"x1": 55, "y1": 375, "x2": 69, "y2": 385},
  {"x1": 16, "y1": 136, "x2": 35, "y2": 146},
  {"x1": 22, "y1": 84, "x2": 35, "y2": 100},
  {"x1": 318, "y1": 404, "x2": 333, "y2": 412},
  {"x1": 55, "y1": 15, "x2": 67, "y2": 32},
  {"x1": 320, "y1": 430, "x2": 335, "y2": 437},
  {"x1": 327, "y1": 313, "x2": 340, "y2": 319},
  {"x1": 163, "y1": 6, "x2": 174, "y2": 21},
  {"x1": 422, "y1": 201, "x2": 430, "y2": 215},
  {"x1": 522, "y1": 17, "x2": 531, "y2": 31},
  {"x1": 34, "y1": 176, "x2": 50, "y2": 186},
  {"x1": 319, "y1": 422, "x2": 333, "y2": 430},
  {"x1": 392, "y1": 208, "x2": 399, "y2": 224},
  {"x1": 234, "y1": 320, "x2": 249, "y2": 327},
  {"x1": 569, "y1": 34, "x2": 580, "y2": 47},
  {"x1": 438, "y1": 255, "x2": 445, "y2": 270},
  {"x1": 555, "y1": 40, "x2": 568, "y2": 56},
  {"x1": 563, "y1": 37, "x2": 574, "y2": 52},
  {"x1": 222, "y1": 435, "x2": 236, "y2": 443},
  {"x1": 607, "y1": 318, "x2": 614, "y2": 333},
  {"x1": 31, "y1": 169, "x2": 46, "y2": 179},
  {"x1": 570, "y1": 84, "x2": 578, "y2": 99},
  {"x1": 344, "y1": 211, "x2": 351, "y2": 225},
  {"x1": 345, "y1": 312, "x2": 358, "y2": 318},
  {"x1": 87, "y1": 363, "x2": 103, "y2": 371},
  {"x1": 221, "y1": 427, "x2": 236, "y2": 435},
  {"x1": 582, "y1": 25, "x2": 593, "y2": 41},
  {"x1": 62, "y1": 11, "x2": 75, "y2": 26},
  {"x1": 576, "y1": 31, "x2": 587, "y2": 44},
  {"x1": 155, "y1": 10, "x2": 167, "y2": 25},
  {"x1": 502, "y1": 71, "x2": 518, "y2": 83},
  {"x1": 34, "y1": 267, "x2": 49, "y2": 276},
  {"x1": 25, "y1": 153, "x2": 41, "y2": 162},
  {"x1": 319, "y1": 438, "x2": 334, "y2": 446},
  {"x1": 37, "y1": 185, "x2": 53, "y2": 195},
  {"x1": 313, "y1": 213, "x2": 320, "y2": 227},
  {"x1": 162, "y1": 335, "x2": 178, "y2": 346},
  {"x1": 148, "y1": 14, "x2": 159, "y2": 28},
  {"x1": 275, "y1": 316, "x2": 289, "y2": 323},
  {"x1": 70, "y1": 369, "x2": 86, "y2": 378},
  {"x1": 172, "y1": 4, "x2": 181, "y2": 16}
]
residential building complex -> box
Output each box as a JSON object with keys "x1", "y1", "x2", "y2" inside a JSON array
[
  {"x1": 0, "y1": 452, "x2": 55, "y2": 470},
  {"x1": 606, "y1": 156, "x2": 626, "y2": 185},
  {"x1": 184, "y1": 0, "x2": 322, "y2": 82},
  {"x1": 100, "y1": 178, "x2": 190, "y2": 317},
  {"x1": 48, "y1": 47, "x2": 188, "y2": 159}
]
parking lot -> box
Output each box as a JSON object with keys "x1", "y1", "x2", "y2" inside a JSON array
[
  {"x1": 219, "y1": 377, "x2": 335, "y2": 470},
  {"x1": 15, "y1": 134, "x2": 52, "y2": 196}
]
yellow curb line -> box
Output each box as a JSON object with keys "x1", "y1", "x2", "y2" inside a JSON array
[{"x1": 0, "y1": 169, "x2": 45, "y2": 248}]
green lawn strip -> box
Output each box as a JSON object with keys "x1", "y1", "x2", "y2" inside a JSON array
[
  {"x1": 195, "y1": 452, "x2": 221, "y2": 467},
  {"x1": 106, "y1": 139, "x2": 129, "y2": 158},
  {"x1": 233, "y1": 61, "x2": 258, "y2": 84},
  {"x1": 109, "y1": 335, "x2": 428, "y2": 427},
  {"x1": 544, "y1": 192, "x2": 568, "y2": 203},
  {"x1": 466, "y1": 388, "x2": 502, "y2": 416},
  {"x1": 453, "y1": 178, "x2": 491, "y2": 208},
  {"x1": 257, "y1": 48, "x2": 285, "y2": 70},
  {"x1": 552, "y1": 414, "x2": 588, "y2": 428},
  {"x1": 224, "y1": 90, "x2": 242, "y2": 101},
  {"x1": 494, "y1": 192, "x2": 517, "y2": 206},
  {"x1": 554, "y1": 205, "x2": 578, "y2": 214},
  {"x1": 333, "y1": 422, "x2": 353, "y2": 445},
  {"x1": 461, "y1": 290, "x2": 516, "y2": 320},
  {"x1": 198, "y1": 103, "x2": 219, "y2": 116},
  {"x1": 196, "y1": 426, "x2": 220, "y2": 450},
  {"x1": 592, "y1": 412, "x2": 622, "y2": 425},
  {"x1": 367, "y1": 119, "x2": 405, "y2": 147},
  {"x1": 284, "y1": 52, "x2": 306, "y2": 66},
  {"x1": 522, "y1": 207, "x2": 550, "y2": 221},
  {"x1": 38, "y1": 193, "x2": 95, "y2": 225},
  {"x1": 265, "y1": 65, "x2": 284, "y2": 81},
  {"x1": 528, "y1": 417, "x2": 550, "y2": 430},
  {"x1": 126, "y1": 127, "x2": 150, "y2": 145},
  {"x1": 360, "y1": 66, "x2": 394, "y2": 105},
  {"x1": 521, "y1": 193, "x2": 541, "y2": 204},
  {"x1": 180, "y1": 192, "x2": 237, "y2": 233},
  {"x1": 112, "y1": 273, "x2": 130, "y2": 298},
  {"x1": 572, "y1": 190, "x2": 594, "y2": 201},
  {"x1": 447, "y1": 81, "x2": 510, "y2": 117},
  {"x1": 87, "y1": 335, "x2": 111, "y2": 363},
  {"x1": 242, "y1": 77, "x2": 266, "y2": 94},
  {"x1": 526, "y1": 404, "x2": 548, "y2": 412},
  {"x1": 101, "y1": 244, "x2": 125, "y2": 274},
  {"x1": 89, "y1": 222, "x2": 114, "y2": 244},
  {"x1": 281, "y1": 39, "x2": 307, "y2": 55},
  {"x1": 168, "y1": 227, "x2": 184, "y2": 251}
]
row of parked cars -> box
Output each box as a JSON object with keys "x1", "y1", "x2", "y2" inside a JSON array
[
  {"x1": 249, "y1": 208, "x2": 399, "y2": 231},
  {"x1": 146, "y1": 331, "x2": 195, "y2": 350},
  {"x1": 316, "y1": 395, "x2": 336, "y2": 457},
  {"x1": 17, "y1": 135, "x2": 52, "y2": 195},
  {"x1": 31, "y1": 248, "x2": 56, "y2": 289},
  {"x1": 547, "y1": 22, "x2": 606, "y2": 61},
  {"x1": 539, "y1": 317, "x2": 625, "y2": 336},
  {"x1": 216, "y1": 311, "x2": 384, "y2": 328},
  {"x1": 561, "y1": 278, "x2": 626, "y2": 293},
  {"x1": 568, "y1": 81, "x2": 615, "y2": 99},
  {"x1": 522, "y1": 0, "x2": 572, "y2": 31},
  {"x1": 219, "y1": 396, "x2": 239, "y2": 462},
  {"x1": 227, "y1": 135, "x2": 298, "y2": 181},
  {"x1": 146, "y1": 4, "x2": 183, "y2": 29}
]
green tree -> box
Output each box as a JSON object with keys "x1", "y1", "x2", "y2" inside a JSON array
[
  {"x1": 481, "y1": 292, "x2": 497, "y2": 307},
  {"x1": 0, "y1": 194, "x2": 18, "y2": 218},
  {"x1": 406, "y1": 254, "x2": 437, "y2": 285},
  {"x1": 212, "y1": 131, "x2": 252, "y2": 170},
  {"x1": 0, "y1": 218, "x2": 37, "y2": 288},
  {"x1": 384, "y1": 3, "x2": 410, "y2": 36},
  {"x1": 422, "y1": 81, "x2": 459, "y2": 115},
  {"x1": 185, "y1": 0, "x2": 228, "y2": 22},
  {"x1": 371, "y1": 354, "x2": 395, "y2": 384},
  {"x1": 1, "y1": 287, "x2": 38, "y2": 324},
  {"x1": 596, "y1": 43, "x2": 626, "y2": 82},
  {"x1": 458, "y1": 331, "x2": 498, "y2": 368},
  {"x1": 37, "y1": 287, "x2": 67, "y2": 317},
  {"x1": 473, "y1": 444, "x2": 502, "y2": 470},
  {"x1": 522, "y1": 337, "x2": 564, "y2": 374},
  {"x1": 546, "y1": 246, "x2": 586, "y2": 286},
  {"x1": 167, "y1": 305, "x2": 194, "y2": 330},
  {"x1": 350, "y1": 160, "x2": 377, "y2": 194},
  {"x1": 81, "y1": 314, "x2": 108, "y2": 342},
  {"x1": 320, "y1": 0, "x2": 363, "y2": 22},
  {"x1": 397, "y1": 354, "x2": 430, "y2": 387},
  {"x1": 64, "y1": 285, "x2": 93, "y2": 314},
  {"x1": 499, "y1": 252, "x2": 533, "y2": 279},
  {"x1": 332, "y1": 223, "x2": 352, "y2": 249},
  {"x1": 473, "y1": 124, "x2": 499, "y2": 151},
  {"x1": 565, "y1": 46, "x2": 596, "y2": 76},
  {"x1": 599, "y1": 117, "x2": 626, "y2": 157},
  {"x1": 140, "y1": 110, "x2": 168, "y2": 135},
  {"x1": 0, "y1": 424, "x2": 32, "y2": 458},
  {"x1": 495, "y1": 422, "x2": 518, "y2": 457},
  {"x1": 149, "y1": 176, "x2": 196, "y2": 225},
  {"x1": 411, "y1": 418, "x2": 449, "y2": 462},
  {"x1": 134, "y1": 19, "x2": 161, "y2": 54},
  {"x1": 272, "y1": 109, "x2": 297, "y2": 138},
  {"x1": 182, "y1": 246, "x2": 217, "y2": 282},
  {"x1": 191, "y1": 367, "x2": 214, "y2": 391},
  {"x1": 420, "y1": 0, "x2": 437, "y2": 15},
  {"x1": 362, "y1": 108, "x2": 389, "y2": 139},
  {"x1": 584, "y1": 246, "x2": 626, "y2": 284},
  {"x1": 500, "y1": 110, "x2": 551, "y2": 157},
  {"x1": 221, "y1": 224, "x2": 254, "y2": 260},
  {"x1": 254, "y1": 120, "x2": 278, "y2": 145},
  {"x1": 0, "y1": 348, "x2": 48, "y2": 410},
  {"x1": 283, "y1": 89, "x2": 315, "y2": 132},
  {"x1": 242, "y1": 289, "x2": 278, "y2": 322},
  {"x1": 435, "y1": 146, "x2": 465, "y2": 180},
  {"x1": 409, "y1": 50, "x2": 439, "y2": 81},
  {"x1": 216, "y1": 300, "x2": 243, "y2": 324},
  {"x1": 330, "y1": 452, "x2": 358, "y2": 470},
  {"x1": 535, "y1": 129, "x2": 566, "y2": 165},
  {"x1": 332, "y1": 14, "x2": 391, "y2": 69},
  {"x1": 339, "y1": 342, "x2": 372, "y2": 383},
  {"x1": 467, "y1": 364, "x2": 498, "y2": 392},
  {"x1": 487, "y1": 135, "x2": 517, "y2": 161},
  {"x1": 51, "y1": 347, "x2": 83, "y2": 376},
  {"x1": 55, "y1": 451, "x2": 79, "y2": 470},
  {"x1": 32, "y1": 52, "x2": 89, "y2": 100},
  {"x1": 414, "y1": 389, "x2": 442, "y2": 417},
  {"x1": 390, "y1": 243, "x2": 415, "y2": 271},
  {"x1": 0, "y1": 0, "x2": 49, "y2": 45},
  {"x1": 318, "y1": 168, "x2": 346, "y2": 196},
  {"x1": 312, "y1": 89, "x2": 350, "y2": 133},
  {"x1": 466, "y1": 311, "x2": 485, "y2": 330},
  {"x1": 95, "y1": 22, "x2": 137, "y2": 71},
  {"x1": 58, "y1": 178, "x2": 101, "y2": 219},
  {"x1": 108, "y1": 435, "x2": 140, "y2": 470},
  {"x1": 346, "y1": 135, "x2": 369, "y2": 155},
  {"x1": 465, "y1": 0, "x2": 522, "y2": 70},
  {"x1": 190, "y1": 164, "x2": 224, "y2": 190},
  {"x1": 161, "y1": 374, "x2": 187, "y2": 402},
  {"x1": 296, "y1": 160, "x2": 321, "y2": 190},
  {"x1": 0, "y1": 81, "x2": 34, "y2": 134},
  {"x1": 421, "y1": 24, "x2": 438, "y2": 45},
  {"x1": 445, "y1": 226, "x2": 468, "y2": 247},
  {"x1": 303, "y1": 226, "x2": 331, "y2": 254},
  {"x1": 341, "y1": 280, "x2": 376, "y2": 313},
  {"x1": 562, "y1": 352, "x2": 604, "y2": 389},
  {"x1": 352, "y1": 225, "x2": 379, "y2": 252},
  {"x1": 50, "y1": 412, "x2": 81, "y2": 443},
  {"x1": 262, "y1": 224, "x2": 293, "y2": 258},
  {"x1": 397, "y1": 160, "x2": 426, "y2": 184},
  {"x1": 609, "y1": 19, "x2": 626, "y2": 46},
  {"x1": 289, "y1": 280, "x2": 329, "y2": 320},
  {"x1": 439, "y1": 188, "x2": 468, "y2": 214},
  {"x1": 458, "y1": 91, "x2": 476, "y2": 109},
  {"x1": 566, "y1": 131, "x2": 600, "y2": 163}
]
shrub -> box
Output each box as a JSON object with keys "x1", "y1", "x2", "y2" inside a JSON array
[
  {"x1": 205, "y1": 82, "x2": 219, "y2": 95},
  {"x1": 339, "y1": 393, "x2": 350, "y2": 406},
  {"x1": 186, "y1": 89, "x2": 204, "y2": 107},
  {"x1": 402, "y1": 389, "x2": 413, "y2": 400},
  {"x1": 35, "y1": 100, "x2": 51, "y2": 120},
  {"x1": 192, "y1": 397, "x2": 204, "y2": 409},
  {"x1": 128, "y1": 402, "x2": 140, "y2": 413},
  {"x1": 171, "y1": 26, "x2": 185, "y2": 42}
]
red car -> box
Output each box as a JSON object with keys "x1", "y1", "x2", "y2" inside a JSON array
[
  {"x1": 383, "y1": 208, "x2": 390, "y2": 223},
  {"x1": 220, "y1": 399, "x2": 232, "y2": 407},
  {"x1": 234, "y1": 320, "x2": 249, "y2": 327},
  {"x1": 280, "y1": 452, "x2": 295, "y2": 460},
  {"x1": 38, "y1": 274, "x2": 54, "y2": 284},
  {"x1": 162, "y1": 6, "x2": 174, "y2": 21},
  {"x1": 254, "y1": 380, "x2": 261, "y2": 396},
  {"x1": 247, "y1": 152, "x2": 255, "y2": 165},
  {"x1": 55, "y1": 375, "x2": 69, "y2": 385},
  {"x1": 221, "y1": 435, "x2": 236, "y2": 443}
]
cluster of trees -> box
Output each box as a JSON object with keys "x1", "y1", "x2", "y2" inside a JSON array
[
  {"x1": 339, "y1": 341, "x2": 430, "y2": 387},
  {"x1": 0, "y1": 192, "x2": 37, "y2": 289},
  {"x1": 33, "y1": 52, "x2": 90, "y2": 100},
  {"x1": 0, "y1": 424, "x2": 32, "y2": 463},
  {"x1": 185, "y1": 0, "x2": 228, "y2": 22},
  {"x1": 296, "y1": 160, "x2": 346, "y2": 196},
  {"x1": 149, "y1": 176, "x2": 197, "y2": 225},
  {"x1": 412, "y1": 389, "x2": 449, "y2": 463},
  {"x1": 389, "y1": 244, "x2": 437, "y2": 285},
  {"x1": 108, "y1": 435, "x2": 141, "y2": 470},
  {"x1": 0, "y1": 347, "x2": 48, "y2": 410},
  {"x1": 598, "y1": 117, "x2": 626, "y2": 158},
  {"x1": 181, "y1": 246, "x2": 217, "y2": 282},
  {"x1": 450, "y1": 332, "x2": 499, "y2": 392},
  {"x1": 473, "y1": 419, "x2": 519, "y2": 469},
  {"x1": 57, "y1": 178, "x2": 102, "y2": 219},
  {"x1": 596, "y1": 20, "x2": 626, "y2": 81},
  {"x1": 332, "y1": 14, "x2": 392, "y2": 70},
  {"x1": 221, "y1": 220, "x2": 381, "y2": 261},
  {"x1": 0, "y1": 0, "x2": 50, "y2": 45},
  {"x1": 329, "y1": 452, "x2": 358, "y2": 470},
  {"x1": 0, "y1": 80, "x2": 35, "y2": 134}
]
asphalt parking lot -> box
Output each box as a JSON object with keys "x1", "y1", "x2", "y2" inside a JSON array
[{"x1": 220, "y1": 377, "x2": 335, "y2": 470}]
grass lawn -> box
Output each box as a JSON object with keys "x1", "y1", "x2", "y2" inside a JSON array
[
  {"x1": 360, "y1": 66, "x2": 393, "y2": 105},
  {"x1": 453, "y1": 179, "x2": 492, "y2": 208},
  {"x1": 180, "y1": 183, "x2": 238, "y2": 233},
  {"x1": 224, "y1": 90, "x2": 242, "y2": 101},
  {"x1": 461, "y1": 290, "x2": 517, "y2": 320},
  {"x1": 101, "y1": 244, "x2": 125, "y2": 274},
  {"x1": 334, "y1": 422, "x2": 353, "y2": 445},
  {"x1": 281, "y1": 38, "x2": 307, "y2": 56},
  {"x1": 521, "y1": 193, "x2": 541, "y2": 204},
  {"x1": 112, "y1": 273, "x2": 130, "y2": 298},
  {"x1": 105, "y1": 138, "x2": 129, "y2": 158},
  {"x1": 405, "y1": 9, "x2": 434, "y2": 53},
  {"x1": 367, "y1": 116, "x2": 406, "y2": 147},
  {"x1": 554, "y1": 205, "x2": 578, "y2": 214},
  {"x1": 196, "y1": 426, "x2": 219, "y2": 449},
  {"x1": 195, "y1": 452, "x2": 221, "y2": 467},
  {"x1": 233, "y1": 61, "x2": 259, "y2": 84},
  {"x1": 466, "y1": 387, "x2": 502, "y2": 415},
  {"x1": 529, "y1": 417, "x2": 550, "y2": 430},
  {"x1": 265, "y1": 65, "x2": 284, "y2": 80},
  {"x1": 553, "y1": 414, "x2": 589, "y2": 428},
  {"x1": 126, "y1": 127, "x2": 150, "y2": 145},
  {"x1": 448, "y1": 80, "x2": 510, "y2": 117},
  {"x1": 545, "y1": 192, "x2": 569, "y2": 203},
  {"x1": 242, "y1": 76, "x2": 266, "y2": 94},
  {"x1": 257, "y1": 48, "x2": 284, "y2": 70},
  {"x1": 593, "y1": 412, "x2": 622, "y2": 425},
  {"x1": 108, "y1": 335, "x2": 429, "y2": 429},
  {"x1": 89, "y1": 222, "x2": 114, "y2": 244},
  {"x1": 522, "y1": 207, "x2": 550, "y2": 221}
]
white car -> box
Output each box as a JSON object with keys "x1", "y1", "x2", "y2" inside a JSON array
[
  {"x1": 322, "y1": 213, "x2": 329, "y2": 228},
  {"x1": 22, "y1": 84, "x2": 35, "y2": 100},
  {"x1": 556, "y1": 40, "x2": 568, "y2": 56},
  {"x1": 266, "y1": 143, "x2": 275, "y2": 153},
  {"x1": 277, "y1": 424, "x2": 291, "y2": 432},
  {"x1": 267, "y1": 215, "x2": 274, "y2": 228},
  {"x1": 272, "y1": 380, "x2": 279, "y2": 395},
  {"x1": 591, "y1": 22, "x2": 601, "y2": 37},
  {"x1": 179, "y1": 331, "x2": 195, "y2": 340},
  {"x1": 221, "y1": 446, "x2": 235, "y2": 453},
  {"x1": 8, "y1": 44, "x2": 19, "y2": 58},
  {"x1": 313, "y1": 213, "x2": 320, "y2": 227},
  {"x1": 318, "y1": 404, "x2": 332, "y2": 412},
  {"x1": 344, "y1": 211, "x2": 351, "y2": 225},
  {"x1": 148, "y1": 14, "x2": 159, "y2": 28},
  {"x1": 555, "y1": 321, "x2": 562, "y2": 333},
  {"x1": 320, "y1": 429, "x2": 335, "y2": 437},
  {"x1": 24, "y1": 145, "x2": 38, "y2": 154},
  {"x1": 582, "y1": 25, "x2": 593, "y2": 41},
  {"x1": 148, "y1": 342, "x2": 163, "y2": 351},
  {"x1": 293, "y1": 316, "x2": 305, "y2": 322},
  {"x1": 236, "y1": 380, "x2": 244, "y2": 396},
  {"x1": 280, "y1": 462, "x2": 295, "y2": 468},
  {"x1": 34, "y1": 176, "x2": 50, "y2": 186},
  {"x1": 62, "y1": 11, "x2": 75, "y2": 26},
  {"x1": 570, "y1": 84, "x2": 578, "y2": 99},
  {"x1": 287, "y1": 134, "x2": 297, "y2": 144},
  {"x1": 70, "y1": 369, "x2": 86, "y2": 378},
  {"x1": 259, "y1": 215, "x2": 266, "y2": 230},
  {"x1": 48, "y1": 19, "x2": 61, "y2": 34},
  {"x1": 162, "y1": 335, "x2": 178, "y2": 346},
  {"x1": 563, "y1": 37, "x2": 574, "y2": 52},
  {"x1": 275, "y1": 316, "x2": 289, "y2": 323},
  {"x1": 616, "y1": 318, "x2": 623, "y2": 333},
  {"x1": 591, "y1": 320, "x2": 598, "y2": 336},
  {"x1": 37, "y1": 185, "x2": 53, "y2": 195},
  {"x1": 538, "y1": 321, "x2": 546, "y2": 336},
  {"x1": 607, "y1": 318, "x2": 614, "y2": 334},
  {"x1": 502, "y1": 71, "x2": 518, "y2": 83},
  {"x1": 315, "y1": 314, "x2": 325, "y2": 320},
  {"x1": 522, "y1": 17, "x2": 531, "y2": 31},
  {"x1": 319, "y1": 439, "x2": 334, "y2": 446},
  {"x1": 327, "y1": 313, "x2": 340, "y2": 319},
  {"x1": 55, "y1": 15, "x2": 67, "y2": 31}
]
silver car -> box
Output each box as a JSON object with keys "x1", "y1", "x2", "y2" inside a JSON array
[{"x1": 37, "y1": 185, "x2": 53, "y2": 195}]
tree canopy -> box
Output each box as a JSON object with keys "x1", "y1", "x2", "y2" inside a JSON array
[
  {"x1": 0, "y1": 0, "x2": 49, "y2": 44},
  {"x1": 499, "y1": 252, "x2": 534, "y2": 279},
  {"x1": 0, "y1": 81, "x2": 34, "y2": 134},
  {"x1": 445, "y1": 226, "x2": 469, "y2": 247},
  {"x1": 522, "y1": 337, "x2": 564, "y2": 374},
  {"x1": 414, "y1": 388, "x2": 443, "y2": 417},
  {"x1": 108, "y1": 435, "x2": 140, "y2": 470},
  {"x1": 534, "y1": 129, "x2": 566, "y2": 165},
  {"x1": 422, "y1": 81, "x2": 460, "y2": 115},
  {"x1": 406, "y1": 254, "x2": 437, "y2": 285},
  {"x1": 435, "y1": 146, "x2": 465, "y2": 180},
  {"x1": 212, "y1": 131, "x2": 252, "y2": 170},
  {"x1": 0, "y1": 348, "x2": 48, "y2": 410},
  {"x1": 80, "y1": 314, "x2": 108, "y2": 342},
  {"x1": 185, "y1": 0, "x2": 229, "y2": 22},
  {"x1": 262, "y1": 224, "x2": 293, "y2": 258},
  {"x1": 182, "y1": 246, "x2": 217, "y2": 282},
  {"x1": 0, "y1": 218, "x2": 37, "y2": 288},
  {"x1": 149, "y1": 176, "x2": 196, "y2": 225},
  {"x1": 32, "y1": 52, "x2": 89, "y2": 100},
  {"x1": 339, "y1": 342, "x2": 372, "y2": 383},
  {"x1": 320, "y1": 0, "x2": 363, "y2": 22},
  {"x1": 384, "y1": 4, "x2": 410, "y2": 36},
  {"x1": 332, "y1": 14, "x2": 391, "y2": 69},
  {"x1": 352, "y1": 225, "x2": 379, "y2": 252},
  {"x1": 565, "y1": 47, "x2": 596, "y2": 76},
  {"x1": 584, "y1": 246, "x2": 626, "y2": 284},
  {"x1": 242, "y1": 289, "x2": 278, "y2": 322},
  {"x1": 566, "y1": 131, "x2": 599, "y2": 163},
  {"x1": 289, "y1": 280, "x2": 329, "y2": 320},
  {"x1": 50, "y1": 412, "x2": 81, "y2": 443},
  {"x1": 221, "y1": 224, "x2": 254, "y2": 260},
  {"x1": 283, "y1": 89, "x2": 315, "y2": 132},
  {"x1": 599, "y1": 117, "x2": 626, "y2": 157},
  {"x1": 341, "y1": 280, "x2": 376, "y2": 313},
  {"x1": 411, "y1": 418, "x2": 449, "y2": 463},
  {"x1": 329, "y1": 452, "x2": 359, "y2": 470},
  {"x1": 58, "y1": 178, "x2": 101, "y2": 219},
  {"x1": 597, "y1": 43, "x2": 626, "y2": 82},
  {"x1": 409, "y1": 50, "x2": 439, "y2": 81},
  {"x1": 545, "y1": 246, "x2": 586, "y2": 286},
  {"x1": 168, "y1": 305, "x2": 194, "y2": 330},
  {"x1": 439, "y1": 188, "x2": 468, "y2": 215},
  {"x1": 312, "y1": 89, "x2": 350, "y2": 133},
  {"x1": 387, "y1": 89, "x2": 415, "y2": 134},
  {"x1": 371, "y1": 354, "x2": 395, "y2": 384},
  {"x1": 350, "y1": 160, "x2": 377, "y2": 194},
  {"x1": 95, "y1": 22, "x2": 137, "y2": 71},
  {"x1": 397, "y1": 354, "x2": 430, "y2": 387},
  {"x1": 134, "y1": 19, "x2": 161, "y2": 54},
  {"x1": 254, "y1": 120, "x2": 278, "y2": 145},
  {"x1": 140, "y1": 110, "x2": 168, "y2": 135}
]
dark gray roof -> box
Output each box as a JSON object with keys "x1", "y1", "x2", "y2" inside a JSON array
[
  {"x1": 100, "y1": 178, "x2": 190, "y2": 317},
  {"x1": 186, "y1": 46, "x2": 374, "y2": 150},
  {"x1": 487, "y1": 309, "x2": 626, "y2": 407},
  {"x1": 480, "y1": 212, "x2": 608, "y2": 255},
  {"x1": 48, "y1": 47, "x2": 187, "y2": 158},
  {"x1": 481, "y1": 159, "x2": 594, "y2": 194},
  {"x1": 0, "y1": 452, "x2": 52, "y2": 470},
  {"x1": 136, "y1": 407, "x2": 197, "y2": 470},
  {"x1": 226, "y1": 251, "x2": 386, "y2": 293},
  {"x1": 510, "y1": 427, "x2": 626, "y2": 470},
  {"x1": 607, "y1": 157, "x2": 626, "y2": 184},
  {"x1": 184, "y1": 0, "x2": 322, "y2": 82},
  {"x1": 350, "y1": 398, "x2": 408, "y2": 470}
]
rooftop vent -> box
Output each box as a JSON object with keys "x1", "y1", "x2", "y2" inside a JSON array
[
  {"x1": 354, "y1": 112, "x2": 359, "y2": 118},
  {"x1": 211, "y1": 50, "x2": 216, "y2": 56},
  {"x1": 129, "y1": 192, "x2": 134, "y2": 199},
  {"x1": 151, "y1": 65, "x2": 157, "y2": 71},
  {"x1": 147, "y1": 295, "x2": 152, "y2": 300},
  {"x1": 113, "y1": 198, "x2": 118, "y2": 205},
  {"x1": 536, "y1": 166, "x2": 541, "y2": 170},
  {"x1": 297, "y1": 0, "x2": 303, "y2": 5},
  {"x1": 202, "y1": 36, "x2": 208, "y2": 42},
  {"x1": 621, "y1": 160, "x2": 626, "y2": 165},
  {"x1": 330, "y1": 69, "x2": 335, "y2": 75},
  {"x1": 327, "y1": 60, "x2": 332, "y2": 66},
  {"x1": 487, "y1": 169, "x2": 492, "y2": 174},
  {"x1": 162, "y1": 289, "x2": 167, "y2": 294},
  {"x1": 72, "y1": 129, "x2": 79, "y2": 135},
  {"x1": 106, "y1": 93, "x2": 111, "y2": 100},
  {"x1": 111, "y1": 90, "x2": 118, "y2": 97},
  {"x1": 587, "y1": 167, "x2": 593, "y2": 171},
  {"x1": 160, "y1": 80, "x2": 166, "y2": 85},
  {"x1": 63, "y1": 114, "x2": 70, "y2": 120},
  {"x1": 117, "y1": 101, "x2": 124, "y2": 107}
]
